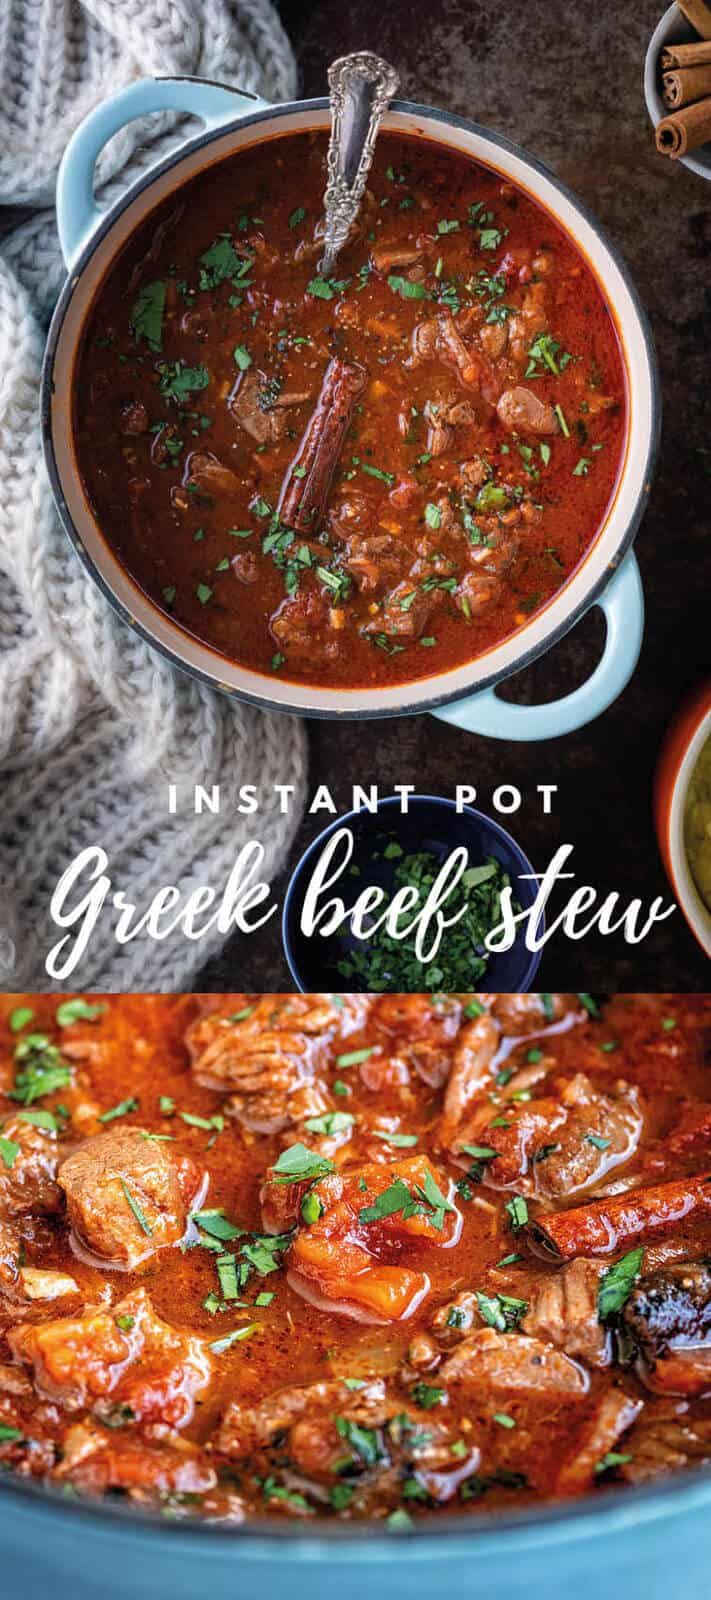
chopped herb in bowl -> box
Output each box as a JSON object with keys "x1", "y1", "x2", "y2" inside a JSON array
[{"x1": 336, "y1": 843, "x2": 517, "y2": 992}]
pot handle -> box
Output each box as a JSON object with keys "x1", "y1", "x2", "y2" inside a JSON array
[
  {"x1": 432, "y1": 550, "x2": 644, "y2": 742},
  {"x1": 56, "y1": 75, "x2": 271, "y2": 270}
]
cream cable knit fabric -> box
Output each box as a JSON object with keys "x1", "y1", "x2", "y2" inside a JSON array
[{"x1": 0, "y1": 0, "x2": 308, "y2": 992}]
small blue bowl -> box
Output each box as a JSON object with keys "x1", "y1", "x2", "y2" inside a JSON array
[{"x1": 282, "y1": 795, "x2": 542, "y2": 993}]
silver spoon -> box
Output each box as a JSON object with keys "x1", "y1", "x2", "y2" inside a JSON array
[{"x1": 319, "y1": 52, "x2": 400, "y2": 277}]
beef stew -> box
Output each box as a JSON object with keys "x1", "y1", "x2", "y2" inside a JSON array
[
  {"x1": 0, "y1": 993, "x2": 709, "y2": 1526},
  {"x1": 74, "y1": 131, "x2": 627, "y2": 689}
]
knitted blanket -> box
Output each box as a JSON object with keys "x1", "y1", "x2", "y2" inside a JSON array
[{"x1": 0, "y1": 0, "x2": 307, "y2": 992}]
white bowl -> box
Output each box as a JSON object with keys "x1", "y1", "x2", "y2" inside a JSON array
[{"x1": 645, "y1": 3, "x2": 711, "y2": 179}]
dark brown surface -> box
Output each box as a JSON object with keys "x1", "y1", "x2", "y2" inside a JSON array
[{"x1": 197, "y1": 0, "x2": 710, "y2": 993}]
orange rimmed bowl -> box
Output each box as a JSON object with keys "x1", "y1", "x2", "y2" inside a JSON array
[{"x1": 655, "y1": 680, "x2": 711, "y2": 960}]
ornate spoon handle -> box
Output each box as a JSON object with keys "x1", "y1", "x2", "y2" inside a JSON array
[{"x1": 319, "y1": 52, "x2": 400, "y2": 277}]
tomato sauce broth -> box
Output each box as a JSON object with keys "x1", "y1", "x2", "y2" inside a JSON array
[
  {"x1": 74, "y1": 131, "x2": 627, "y2": 689},
  {"x1": 0, "y1": 994, "x2": 709, "y2": 1526}
]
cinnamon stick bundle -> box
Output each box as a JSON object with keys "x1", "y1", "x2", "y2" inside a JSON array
[
  {"x1": 277, "y1": 357, "x2": 367, "y2": 533},
  {"x1": 677, "y1": 0, "x2": 711, "y2": 39},
  {"x1": 661, "y1": 39, "x2": 711, "y2": 68},
  {"x1": 656, "y1": 96, "x2": 711, "y2": 155},
  {"x1": 528, "y1": 1172, "x2": 711, "y2": 1260},
  {"x1": 662, "y1": 63, "x2": 711, "y2": 106}
]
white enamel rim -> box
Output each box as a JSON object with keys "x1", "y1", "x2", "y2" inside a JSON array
[
  {"x1": 667, "y1": 705, "x2": 711, "y2": 957},
  {"x1": 46, "y1": 99, "x2": 659, "y2": 718}
]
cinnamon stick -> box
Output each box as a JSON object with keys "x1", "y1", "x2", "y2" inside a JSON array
[
  {"x1": 662, "y1": 64, "x2": 711, "y2": 106},
  {"x1": 656, "y1": 96, "x2": 711, "y2": 155},
  {"x1": 677, "y1": 0, "x2": 711, "y2": 39},
  {"x1": 277, "y1": 358, "x2": 367, "y2": 533},
  {"x1": 661, "y1": 39, "x2": 711, "y2": 68},
  {"x1": 528, "y1": 1173, "x2": 711, "y2": 1260}
]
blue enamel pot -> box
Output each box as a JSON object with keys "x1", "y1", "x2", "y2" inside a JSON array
[
  {"x1": 42, "y1": 76, "x2": 659, "y2": 739},
  {"x1": 2, "y1": 1455, "x2": 710, "y2": 1600}
]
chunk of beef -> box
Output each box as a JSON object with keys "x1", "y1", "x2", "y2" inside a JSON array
[
  {"x1": 496, "y1": 386, "x2": 557, "y2": 435},
  {"x1": 456, "y1": 571, "x2": 499, "y2": 616},
  {"x1": 342, "y1": 529, "x2": 402, "y2": 596},
  {"x1": 0, "y1": 1218, "x2": 19, "y2": 1295},
  {"x1": 216, "y1": 1376, "x2": 387, "y2": 1461},
  {"x1": 454, "y1": 1073, "x2": 642, "y2": 1199},
  {"x1": 508, "y1": 281, "x2": 548, "y2": 365},
  {"x1": 458, "y1": 456, "x2": 490, "y2": 492},
  {"x1": 467, "y1": 528, "x2": 519, "y2": 577},
  {"x1": 619, "y1": 1413, "x2": 711, "y2": 1484},
  {"x1": 217, "y1": 1375, "x2": 478, "y2": 1505},
  {"x1": 438, "y1": 1012, "x2": 500, "y2": 1148},
  {"x1": 58, "y1": 1127, "x2": 200, "y2": 1268},
  {"x1": 375, "y1": 996, "x2": 462, "y2": 1088},
  {"x1": 482, "y1": 994, "x2": 578, "y2": 1034},
  {"x1": 185, "y1": 451, "x2": 241, "y2": 498},
  {"x1": 118, "y1": 401, "x2": 149, "y2": 436},
  {"x1": 187, "y1": 996, "x2": 366, "y2": 1133},
  {"x1": 54, "y1": 1423, "x2": 217, "y2": 1500},
  {"x1": 409, "y1": 314, "x2": 483, "y2": 390},
  {"x1": 12, "y1": 1268, "x2": 80, "y2": 1304},
  {"x1": 522, "y1": 1259, "x2": 610, "y2": 1367},
  {"x1": 230, "y1": 369, "x2": 310, "y2": 445},
  {"x1": 440, "y1": 1327, "x2": 588, "y2": 1397},
  {"x1": 270, "y1": 589, "x2": 333, "y2": 662},
  {"x1": 363, "y1": 581, "x2": 435, "y2": 642},
  {"x1": 479, "y1": 320, "x2": 509, "y2": 361},
  {"x1": 423, "y1": 394, "x2": 481, "y2": 456},
  {"x1": 293, "y1": 192, "x2": 377, "y2": 263},
  {"x1": 554, "y1": 1390, "x2": 643, "y2": 1495},
  {"x1": 8, "y1": 1287, "x2": 210, "y2": 1426},
  {"x1": 431, "y1": 1290, "x2": 481, "y2": 1344},
  {"x1": 231, "y1": 549, "x2": 259, "y2": 584},
  {"x1": 527, "y1": 1075, "x2": 643, "y2": 1200},
  {"x1": 0, "y1": 1118, "x2": 62, "y2": 1218},
  {"x1": 371, "y1": 243, "x2": 423, "y2": 275}
]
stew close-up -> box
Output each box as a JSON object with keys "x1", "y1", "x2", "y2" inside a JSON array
[
  {"x1": 0, "y1": 992, "x2": 709, "y2": 1528},
  {"x1": 74, "y1": 131, "x2": 627, "y2": 688}
]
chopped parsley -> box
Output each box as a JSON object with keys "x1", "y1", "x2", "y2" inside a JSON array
[
  {"x1": 158, "y1": 361, "x2": 209, "y2": 404},
  {"x1": 10, "y1": 1035, "x2": 72, "y2": 1105},
  {"x1": 199, "y1": 235, "x2": 251, "y2": 291},
  {"x1": 335, "y1": 1048, "x2": 374, "y2": 1068},
  {"x1": 598, "y1": 1247, "x2": 645, "y2": 1321},
  {"x1": 525, "y1": 332, "x2": 573, "y2": 378},
  {"x1": 307, "y1": 276, "x2": 348, "y2": 299},
  {"x1": 56, "y1": 1000, "x2": 105, "y2": 1026},
  {"x1": 410, "y1": 1382, "x2": 447, "y2": 1410},
  {"x1": 303, "y1": 1112, "x2": 355, "y2": 1136},
  {"x1": 0, "y1": 1136, "x2": 20, "y2": 1169},
  {"x1": 129, "y1": 280, "x2": 166, "y2": 350},
  {"x1": 9, "y1": 1008, "x2": 34, "y2": 1033},
  {"x1": 476, "y1": 1291, "x2": 528, "y2": 1332},
  {"x1": 98, "y1": 1097, "x2": 139, "y2": 1124},
  {"x1": 387, "y1": 275, "x2": 428, "y2": 300},
  {"x1": 271, "y1": 1143, "x2": 335, "y2": 1184},
  {"x1": 337, "y1": 847, "x2": 517, "y2": 992},
  {"x1": 120, "y1": 1180, "x2": 152, "y2": 1236},
  {"x1": 505, "y1": 1195, "x2": 529, "y2": 1232},
  {"x1": 209, "y1": 1323, "x2": 258, "y2": 1354}
]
